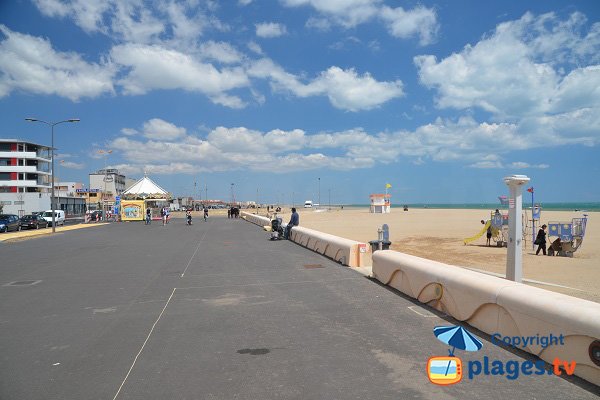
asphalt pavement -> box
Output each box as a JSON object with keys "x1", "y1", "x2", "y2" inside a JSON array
[{"x1": 1, "y1": 217, "x2": 598, "y2": 399}]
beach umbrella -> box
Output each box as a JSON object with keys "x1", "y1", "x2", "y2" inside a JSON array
[
  {"x1": 434, "y1": 325, "x2": 483, "y2": 355},
  {"x1": 433, "y1": 325, "x2": 483, "y2": 375}
]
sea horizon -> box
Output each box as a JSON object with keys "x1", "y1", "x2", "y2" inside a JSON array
[{"x1": 344, "y1": 202, "x2": 600, "y2": 212}]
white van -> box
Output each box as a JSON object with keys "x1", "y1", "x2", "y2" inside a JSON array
[
  {"x1": 304, "y1": 200, "x2": 313, "y2": 208},
  {"x1": 41, "y1": 210, "x2": 65, "y2": 226}
]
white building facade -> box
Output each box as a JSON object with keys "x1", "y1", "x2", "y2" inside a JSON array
[{"x1": 0, "y1": 139, "x2": 52, "y2": 216}]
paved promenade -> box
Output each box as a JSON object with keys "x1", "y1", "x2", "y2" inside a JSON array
[{"x1": 1, "y1": 217, "x2": 598, "y2": 399}]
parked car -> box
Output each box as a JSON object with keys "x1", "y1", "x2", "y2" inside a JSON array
[
  {"x1": 0, "y1": 214, "x2": 21, "y2": 232},
  {"x1": 19, "y1": 214, "x2": 49, "y2": 230},
  {"x1": 41, "y1": 210, "x2": 66, "y2": 226}
]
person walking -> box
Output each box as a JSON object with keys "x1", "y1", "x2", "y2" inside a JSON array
[
  {"x1": 203, "y1": 207, "x2": 209, "y2": 222},
  {"x1": 535, "y1": 224, "x2": 547, "y2": 255},
  {"x1": 161, "y1": 207, "x2": 167, "y2": 226}
]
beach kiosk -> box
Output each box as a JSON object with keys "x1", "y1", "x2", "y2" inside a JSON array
[
  {"x1": 122, "y1": 174, "x2": 171, "y2": 221},
  {"x1": 370, "y1": 194, "x2": 391, "y2": 214}
]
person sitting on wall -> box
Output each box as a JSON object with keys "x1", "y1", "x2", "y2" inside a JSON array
[{"x1": 284, "y1": 208, "x2": 299, "y2": 239}]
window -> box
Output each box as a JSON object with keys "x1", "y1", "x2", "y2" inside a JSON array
[
  {"x1": 0, "y1": 172, "x2": 11, "y2": 180},
  {"x1": 0, "y1": 143, "x2": 11, "y2": 151}
]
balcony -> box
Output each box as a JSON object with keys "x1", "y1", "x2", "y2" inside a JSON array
[
  {"x1": 0, "y1": 166, "x2": 39, "y2": 173},
  {"x1": 0, "y1": 179, "x2": 49, "y2": 188}
]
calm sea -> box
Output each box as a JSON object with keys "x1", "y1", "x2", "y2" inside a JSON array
[{"x1": 348, "y1": 203, "x2": 600, "y2": 212}]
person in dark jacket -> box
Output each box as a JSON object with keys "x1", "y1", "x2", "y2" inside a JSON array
[
  {"x1": 285, "y1": 208, "x2": 299, "y2": 239},
  {"x1": 535, "y1": 224, "x2": 547, "y2": 255}
]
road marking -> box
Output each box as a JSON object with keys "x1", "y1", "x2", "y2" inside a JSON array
[
  {"x1": 177, "y1": 277, "x2": 362, "y2": 290},
  {"x1": 112, "y1": 287, "x2": 176, "y2": 400},
  {"x1": 407, "y1": 305, "x2": 438, "y2": 317},
  {"x1": 180, "y1": 230, "x2": 208, "y2": 278}
]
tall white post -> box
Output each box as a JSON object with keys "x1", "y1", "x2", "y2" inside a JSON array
[{"x1": 503, "y1": 175, "x2": 530, "y2": 282}]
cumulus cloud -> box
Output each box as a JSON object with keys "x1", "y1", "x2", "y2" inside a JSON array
[
  {"x1": 60, "y1": 160, "x2": 85, "y2": 169},
  {"x1": 415, "y1": 12, "x2": 600, "y2": 123},
  {"x1": 281, "y1": 0, "x2": 438, "y2": 44},
  {"x1": 255, "y1": 22, "x2": 288, "y2": 38},
  {"x1": 110, "y1": 43, "x2": 249, "y2": 106},
  {"x1": 379, "y1": 5, "x2": 438, "y2": 46},
  {"x1": 112, "y1": 110, "x2": 586, "y2": 175},
  {"x1": 248, "y1": 59, "x2": 404, "y2": 111},
  {"x1": 33, "y1": 0, "x2": 218, "y2": 46},
  {"x1": 200, "y1": 41, "x2": 243, "y2": 64},
  {"x1": 0, "y1": 25, "x2": 115, "y2": 100},
  {"x1": 142, "y1": 118, "x2": 187, "y2": 140}
]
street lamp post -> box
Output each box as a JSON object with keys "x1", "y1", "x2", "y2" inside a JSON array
[
  {"x1": 25, "y1": 118, "x2": 80, "y2": 233},
  {"x1": 57, "y1": 159, "x2": 65, "y2": 212},
  {"x1": 97, "y1": 149, "x2": 113, "y2": 217},
  {"x1": 318, "y1": 177, "x2": 321, "y2": 209}
]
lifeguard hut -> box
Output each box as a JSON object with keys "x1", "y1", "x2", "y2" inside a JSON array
[{"x1": 370, "y1": 194, "x2": 391, "y2": 213}]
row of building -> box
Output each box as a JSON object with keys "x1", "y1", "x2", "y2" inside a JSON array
[{"x1": 1, "y1": 139, "x2": 142, "y2": 216}]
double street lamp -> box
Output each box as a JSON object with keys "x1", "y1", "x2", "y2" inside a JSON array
[{"x1": 25, "y1": 118, "x2": 80, "y2": 233}]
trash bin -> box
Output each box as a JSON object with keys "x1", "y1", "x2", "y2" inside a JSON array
[{"x1": 369, "y1": 240, "x2": 392, "y2": 252}]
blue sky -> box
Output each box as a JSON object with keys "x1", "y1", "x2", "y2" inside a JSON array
[{"x1": 1, "y1": 0, "x2": 599, "y2": 204}]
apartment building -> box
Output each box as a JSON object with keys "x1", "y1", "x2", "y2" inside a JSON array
[{"x1": 0, "y1": 139, "x2": 52, "y2": 215}]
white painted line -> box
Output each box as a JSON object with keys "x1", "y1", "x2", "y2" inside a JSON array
[
  {"x1": 407, "y1": 306, "x2": 437, "y2": 317},
  {"x1": 177, "y1": 277, "x2": 362, "y2": 290},
  {"x1": 463, "y1": 267, "x2": 583, "y2": 291},
  {"x1": 112, "y1": 287, "x2": 176, "y2": 400},
  {"x1": 180, "y1": 230, "x2": 208, "y2": 278}
]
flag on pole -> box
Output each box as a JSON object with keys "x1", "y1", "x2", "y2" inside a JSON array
[{"x1": 386, "y1": 183, "x2": 392, "y2": 189}]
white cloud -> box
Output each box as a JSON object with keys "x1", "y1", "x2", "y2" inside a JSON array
[
  {"x1": 281, "y1": 0, "x2": 380, "y2": 28},
  {"x1": 112, "y1": 112, "x2": 586, "y2": 175},
  {"x1": 33, "y1": 0, "x2": 221, "y2": 46},
  {"x1": 121, "y1": 128, "x2": 138, "y2": 136},
  {"x1": 247, "y1": 41, "x2": 263, "y2": 55},
  {"x1": 142, "y1": 119, "x2": 187, "y2": 140},
  {"x1": 415, "y1": 12, "x2": 600, "y2": 120},
  {"x1": 281, "y1": 0, "x2": 438, "y2": 44},
  {"x1": 0, "y1": 25, "x2": 115, "y2": 101},
  {"x1": 379, "y1": 5, "x2": 438, "y2": 45},
  {"x1": 308, "y1": 67, "x2": 404, "y2": 111},
  {"x1": 60, "y1": 160, "x2": 85, "y2": 169},
  {"x1": 248, "y1": 59, "x2": 404, "y2": 111},
  {"x1": 255, "y1": 22, "x2": 288, "y2": 38},
  {"x1": 110, "y1": 43, "x2": 249, "y2": 106},
  {"x1": 200, "y1": 41, "x2": 243, "y2": 64}
]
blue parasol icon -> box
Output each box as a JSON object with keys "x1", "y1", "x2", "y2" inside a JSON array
[{"x1": 433, "y1": 325, "x2": 483, "y2": 376}]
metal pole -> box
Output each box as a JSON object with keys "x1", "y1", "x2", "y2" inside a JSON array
[
  {"x1": 531, "y1": 188, "x2": 535, "y2": 251},
  {"x1": 51, "y1": 124, "x2": 55, "y2": 232},
  {"x1": 318, "y1": 177, "x2": 321, "y2": 208}
]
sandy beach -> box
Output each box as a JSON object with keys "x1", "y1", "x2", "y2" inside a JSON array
[{"x1": 267, "y1": 207, "x2": 599, "y2": 303}]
